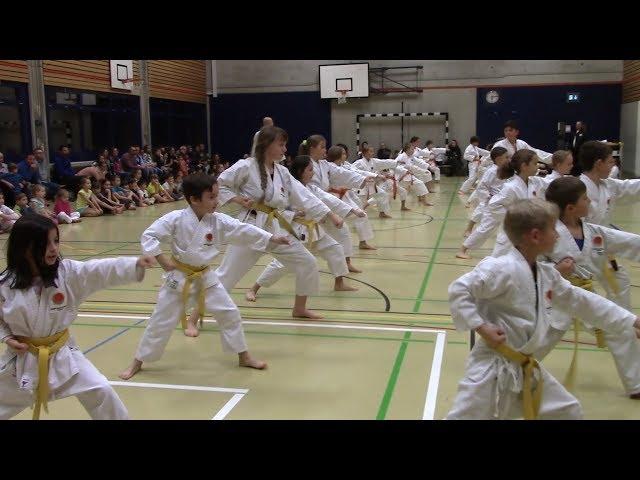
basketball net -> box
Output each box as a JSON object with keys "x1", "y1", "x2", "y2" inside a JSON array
[
  {"x1": 121, "y1": 78, "x2": 143, "y2": 95},
  {"x1": 337, "y1": 90, "x2": 348, "y2": 104}
]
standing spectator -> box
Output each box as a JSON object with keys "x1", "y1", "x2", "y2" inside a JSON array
[
  {"x1": 446, "y1": 140, "x2": 463, "y2": 176},
  {"x1": 377, "y1": 142, "x2": 391, "y2": 159},
  {"x1": 357, "y1": 141, "x2": 369, "y2": 159},
  {"x1": 571, "y1": 120, "x2": 588, "y2": 176}
]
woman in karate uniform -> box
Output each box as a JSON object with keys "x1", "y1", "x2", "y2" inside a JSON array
[
  {"x1": 246, "y1": 155, "x2": 363, "y2": 301},
  {"x1": 216, "y1": 126, "x2": 341, "y2": 319}
]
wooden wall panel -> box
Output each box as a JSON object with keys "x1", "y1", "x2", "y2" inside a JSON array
[
  {"x1": 623, "y1": 60, "x2": 640, "y2": 103},
  {"x1": 148, "y1": 60, "x2": 206, "y2": 104},
  {"x1": 42, "y1": 60, "x2": 139, "y2": 94},
  {"x1": 0, "y1": 60, "x2": 28, "y2": 83}
]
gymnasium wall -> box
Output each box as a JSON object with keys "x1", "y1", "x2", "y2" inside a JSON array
[
  {"x1": 210, "y1": 91, "x2": 331, "y2": 162},
  {"x1": 215, "y1": 60, "x2": 623, "y2": 161},
  {"x1": 621, "y1": 61, "x2": 640, "y2": 175}
]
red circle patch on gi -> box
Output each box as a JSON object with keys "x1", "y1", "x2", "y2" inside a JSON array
[
  {"x1": 593, "y1": 236, "x2": 603, "y2": 246},
  {"x1": 52, "y1": 292, "x2": 65, "y2": 304},
  {"x1": 546, "y1": 290, "x2": 553, "y2": 301},
  {"x1": 206, "y1": 233, "x2": 213, "y2": 242}
]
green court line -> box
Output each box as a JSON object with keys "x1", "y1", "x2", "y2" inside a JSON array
[
  {"x1": 376, "y1": 331, "x2": 412, "y2": 420},
  {"x1": 376, "y1": 181, "x2": 459, "y2": 420}
]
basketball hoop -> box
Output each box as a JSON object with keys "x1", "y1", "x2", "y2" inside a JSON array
[
  {"x1": 121, "y1": 78, "x2": 143, "y2": 95},
  {"x1": 337, "y1": 90, "x2": 348, "y2": 104}
]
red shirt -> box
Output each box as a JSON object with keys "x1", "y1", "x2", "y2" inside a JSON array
[{"x1": 54, "y1": 199, "x2": 72, "y2": 215}]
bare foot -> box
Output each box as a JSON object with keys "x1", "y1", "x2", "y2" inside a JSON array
[
  {"x1": 379, "y1": 212, "x2": 393, "y2": 218},
  {"x1": 184, "y1": 318, "x2": 200, "y2": 337},
  {"x1": 119, "y1": 359, "x2": 143, "y2": 380},
  {"x1": 335, "y1": 281, "x2": 358, "y2": 291},
  {"x1": 245, "y1": 290, "x2": 257, "y2": 302},
  {"x1": 458, "y1": 190, "x2": 465, "y2": 195},
  {"x1": 239, "y1": 352, "x2": 267, "y2": 370},
  {"x1": 456, "y1": 251, "x2": 472, "y2": 260},
  {"x1": 463, "y1": 230, "x2": 471, "y2": 238},
  {"x1": 72, "y1": 218, "x2": 82, "y2": 223},
  {"x1": 401, "y1": 206, "x2": 411, "y2": 211},
  {"x1": 359, "y1": 242, "x2": 377, "y2": 250},
  {"x1": 464, "y1": 203, "x2": 471, "y2": 208},
  {"x1": 421, "y1": 200, "x2": 434, "y2": 206},
  {"x1": 348, "y1": 264, "x2": 362, "y2": 273},
  {"x1": 292, "y1": 308, "x2": 324, "y2": 319}
]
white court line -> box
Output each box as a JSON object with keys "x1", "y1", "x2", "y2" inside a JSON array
[
  {"x1": 85, "y1": 313, "x2": 447, "y2": 420},
  {"x1": 109, "y1": 380, "x2": 248, "y2": 394},
  {"x1": 212, "y1": 393, "x2": 245, "y2": 420},
  {"x1": 422, "y1": 332, "x2": 446, "y2": 420},
  {"x1": 78, "y1": 314, "x2": 447, "y2": 335}
]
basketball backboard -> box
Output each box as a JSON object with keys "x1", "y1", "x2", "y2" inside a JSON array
[{"x1": 319, "y1": 63, "x2": 369, "y2": 101}]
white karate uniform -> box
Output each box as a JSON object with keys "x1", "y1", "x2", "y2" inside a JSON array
[
  {"x1": 393, "y1": 152, "x2": 429, "y2": 197},
  {"x1": 308, "y1": 158, "x2": 368, "y2": 258},
  {"x1": 446, "y1": 248, "x2": 637, "y2": 419},
  {"x1": 537, "y1": 170, "x2": 564, "y2": 199},
  {"x1": 545, "y1": 220, "x2": 640, "y2": 395},
  {"x1": 0, "y1": 257, "x2": 145, "y2": 419},
  {"x1": 579, "y1": 173, "x2": 640, "y2": 310},
  {"x1": 337, "y1": 162, "x2": 374, "y2": 242},
  {"x1": 463, "y1": 175, "x2": 545, "y2": 256},
  {"x1": 0, "y1": 205, "x2": 19, "y2": 230},
  {"x1": 492, "y1": 138, "x2": 553, "y2": 165},
  {"x1": 414, "y1": 147, "x2": 441, "y2": 181},
  {"x1": 216, "y1": 157, "x2": 330, "y2": 296},
  {"x1": 351, "y1": 157, "x2": 401, "y2": 212},
  {"x1": 609, "y1": 165, "x2": 620, "y2": 179},
  {"x1": 135, "y1": 208, "x2": 277, "y2": 363},
  {"x1": 461, "y1": 145, "x2": 491, "y2": 194},
  {"x1": 256, "y1": 184, "x2": 351, "y2": 287},
  {"x1": 467, "y1": 165, "x2": 508, "y2": 224}
]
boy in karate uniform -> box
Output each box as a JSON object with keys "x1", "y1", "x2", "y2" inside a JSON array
[
  {"x1": 447, "y1": 199, "x2": 640, "y2": 419},
  {"x1": 544, "y1": 176, "x2": 640, "y2": 398},
  {"x1": 119, "y1": 173, "x2": 291, "y2": 380}
]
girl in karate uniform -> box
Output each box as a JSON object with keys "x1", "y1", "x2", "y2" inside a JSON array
[
  {"x1": 326, "y1": 145, "x2": 377, "y2": 250},
  {"x1": 393, "y1": 145, "x2": 433, "y2": 206},
  {"x1": 456, "y1": 149, "x2": 545, "y2": 259},
  {"x1": 462, "y1": 147, "x2": 510, "y2": 238},
  {"x1": 299, "y1": 135, "x2": 371, "y2": 273},
  {"x1": 352, "y1": 146, "x2": 405, "y2": 217},
  {"x1": 1, "y1": 214, "x2": 155, "y2": 419}
]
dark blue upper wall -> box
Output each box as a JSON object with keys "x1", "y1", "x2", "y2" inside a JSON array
[
  {"x1": 476, "y1": 84, "x2": 622, "y2": 152},
  {"x1": 210, "y1": 91, "x2": 331, "y2": 162}
]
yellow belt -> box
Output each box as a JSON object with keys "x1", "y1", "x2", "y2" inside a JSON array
[
  {"x1": 293, "y1": 218, "x2": 319, "y2": 247},
  {"x1": 252, "y1": 202, "x2": 299, "y2": 239},
  {"x1": 15, "y1": 329, "x2": 70, "y2": 420},
  {"x1": 493, "y1": 343, "x2": 543, "y2": 420},
  {"x1": 172, "y1": 257, "x2": 209, "y2": 330},
  {"x1": 564, "y1": 276, "x2": 606, "y2": 391}
]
